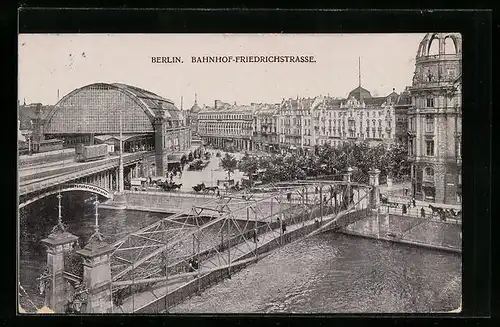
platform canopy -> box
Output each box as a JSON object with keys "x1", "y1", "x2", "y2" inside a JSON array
[{"x1": 94, "y1": 134, "x2": 150, "y2": 143}]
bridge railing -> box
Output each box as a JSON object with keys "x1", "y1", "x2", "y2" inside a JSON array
[
  {"x1": 20, "y1": 151, "x2": 149, "y2": 183},
  {"x1": 19, "y1": 152, "x2": 150, "y2": 195}
]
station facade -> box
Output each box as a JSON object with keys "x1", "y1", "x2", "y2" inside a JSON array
[
  {"x1": 407, "y1": 33, "x2": 462, "y2": 204},
  {"x1": 43, "y1": 83, "x2": 191, "y2": 176}
]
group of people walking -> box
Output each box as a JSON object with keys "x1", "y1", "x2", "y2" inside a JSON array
[{"x1": 400, "y1": 197, "x2": 429, "y2": 219}]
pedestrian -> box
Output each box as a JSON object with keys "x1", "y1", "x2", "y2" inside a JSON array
[
  {"x1": 217, "y1": 190, "x2": 220, "y2": 197},
  {"x1": 282, "y1": 221, "x2": 287, "y2": 233},
  {"x1": 404, "y1": 188, "x2": 408, "y2": 196},
  {"x1": 402, "y1": 204, "x2": 407, "y2": 215},
  {"x1": 252, "y1": 229, "x2": 258, "y2": 243},
  {"x1": 421, "y1": 207, "x2": 425, "y2": 218},
  {"x1": 412, "y1": 197, "x2": 416, "y2": 207}
]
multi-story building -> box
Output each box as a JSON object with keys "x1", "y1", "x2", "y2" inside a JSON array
[
  {"x1": 252, "y1": 104, "x2": 280, "y2": 152},
  {"x1": 407, "y1": 33, "x2": 462, "y2": 204},
  {"x1": 394, "y1": 87, "x2": 412, "y2": 145},
  {"x1": 308, "y1": 86, "x2": 401, "y2": 149},
  {"x1": 279, "y1": 97, "x2": 315, "y2": 151},
  {"x1": 197, "y1": 100, "x2": 255, "y2": 151}
]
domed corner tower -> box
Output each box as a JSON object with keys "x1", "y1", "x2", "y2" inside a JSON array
[{"x1": 408, "y1": 33, "x2": 462, "y2": 205}]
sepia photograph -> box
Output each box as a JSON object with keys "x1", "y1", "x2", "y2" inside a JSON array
[{"x1": 18, "y1": 33, "x2": 462, "y2": 314}]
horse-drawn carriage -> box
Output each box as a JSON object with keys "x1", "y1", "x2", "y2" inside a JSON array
[
  {"x1": 159, "y1": 181, "x2": 182, "y2": 191},
  {"x1": 130, "y1": 178, "x2": 148, "y2": 191},
  {"x1": 192, "y1": 182, "x2": 219, "y2": 194},
  {"x1": 380, "y1": 194, "x2": 401, "y2": 208},
  {"x1": 188, "y1": 159, "x2": 209, "y2": 171},
  {"x1": 428, "y1": 205, "x2": 461, "y2": 221}
]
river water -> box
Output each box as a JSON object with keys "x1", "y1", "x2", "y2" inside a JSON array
[{"x1": 19, "y1": 192, "x2": 461, "y2": 313}]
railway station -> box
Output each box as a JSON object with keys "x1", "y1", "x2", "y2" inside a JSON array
[{"x1": 41, "y1": 83, "x2": 192, "y2": 176}]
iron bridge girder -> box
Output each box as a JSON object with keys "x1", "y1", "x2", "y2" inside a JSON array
[
  {"x1": 19, "y1": 183, "x2": 112, "y2": 209},
  {"x1": 109, "y1": 179, "x2": 373, "y2": 291}
]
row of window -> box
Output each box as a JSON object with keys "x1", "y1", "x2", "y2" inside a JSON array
[
  {"x1": 408, "y1": 115, "x2": 435, "y2": 133},
  {"x1": 199, "y1": 114, "x2": 253, "y2": 120},
  {"x1": 408, "y1": 139, "x2": 435, "y2": 156}
]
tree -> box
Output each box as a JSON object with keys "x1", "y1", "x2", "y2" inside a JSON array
[
  {"x1": 220, "y1": 153, "x2": 238, "y2": 180},
  {"x1": 387, "y1": 143, "x2": 410, "y2": 180},
  {"x1": 238, "y1": 152, "x2": 260, "y2": 184}
]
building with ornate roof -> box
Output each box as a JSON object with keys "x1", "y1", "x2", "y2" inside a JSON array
[
  {"x1": 407, "y1": 33, "x2": 462, "y2": 204},
  {"x1": 43, "y1": 82, "x2": 191, "y2": 176},
  {"x1": 308, "y1": 88, "x2": 400, "y2": 149}
]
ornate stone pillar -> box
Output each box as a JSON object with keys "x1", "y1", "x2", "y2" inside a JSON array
[
  {"x1": 40, "y1": 229, "x2": 79, "y2": 313},
  {"x1": 76, "y1": 239, "x2": 113, "y2": 313},
  {"x1": 76, "y1": 198, "x2": 114, "y2": 313},
  {"x1": 368, "y1": 168, "x2": 381, "y2": 210},
  {"x1": 39, "y1": 193, "x2": 79, "y2": 313}
]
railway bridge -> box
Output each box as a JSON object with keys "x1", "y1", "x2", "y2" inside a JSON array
[
  {"x1": 18, "y1": 151, "x2": 153, "y2": 209},
  {"x1": 33, "y1": 168, "x2": 384, "y2": 314}
]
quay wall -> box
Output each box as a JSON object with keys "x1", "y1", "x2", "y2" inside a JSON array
[
  {"x1": 124, "y1": 191, "x2": 212, "y2": 213},
  {"x1": 337, "y1": 212, "x2": 462, "y2": 253}
]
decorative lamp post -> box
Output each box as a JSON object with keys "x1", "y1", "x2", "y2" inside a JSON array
[
  {"x1": 50, "y1": 192, "x2": 67, "y2": 234},
  {"x1": 88, "y1": 195, "x2": 104, "y2": 242}
]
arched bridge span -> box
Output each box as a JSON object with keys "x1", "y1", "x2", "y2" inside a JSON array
[{"x1": 19, "y1": 183, "x2": 112, "y2": 209}]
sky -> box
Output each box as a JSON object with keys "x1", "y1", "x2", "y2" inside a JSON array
[{"x1": 18, "y1": 33, "x2": 426, "y2": 108}]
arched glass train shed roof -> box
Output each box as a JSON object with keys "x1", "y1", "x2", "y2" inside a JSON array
[{"x1": 44, "y1": 83, "x2": 180, "y2": 135}]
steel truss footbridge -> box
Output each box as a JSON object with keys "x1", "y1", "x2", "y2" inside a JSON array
[{"x1": 108, "y1": 175, "x2": 374, "y2": 312}]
